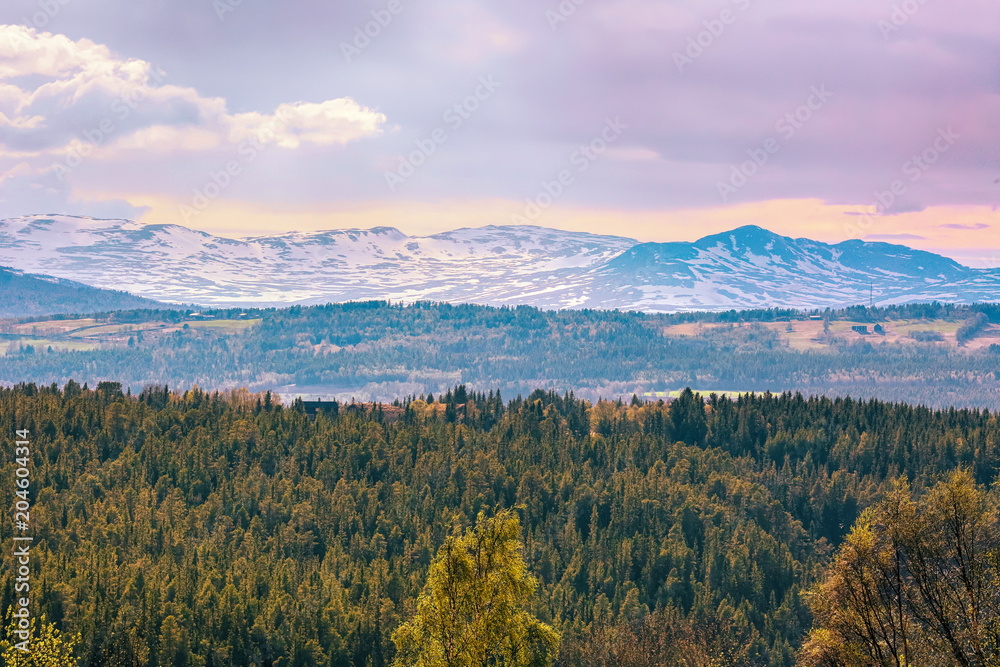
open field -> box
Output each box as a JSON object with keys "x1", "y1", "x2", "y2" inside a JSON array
[
  {"x1": 0, "y1": 316, "x2": 260, "y2": 356},
  {"x1": 662, "y1": 318, "x2": 1000, "y2": 351},
  {"x1": 186, "y1": 318, "x2": 262, "y2": 332},
  {"x1": 0, "y1": 337, "x2": 101, "y2": 354},
  {"x1": 6, "y1": 318, "x2": 100, "y2": 335},
  {"x1": 67, "y1": 323, "x2": 150, "y2": 337}
]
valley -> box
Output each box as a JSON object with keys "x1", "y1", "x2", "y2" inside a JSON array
[{"x1": 0, "y1": 301, "x2": 996, "y2": 409}]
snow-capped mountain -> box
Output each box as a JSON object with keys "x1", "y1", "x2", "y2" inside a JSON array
[
  {"x1": 0, "y1": 215, "x2": 636, "y2": 308},
  {"x1": 600, "y1": 226, "x2": 1000, "y2": 311},
  {"x1": 0, "y1": 215, "x2": 997, "y2": 311}
]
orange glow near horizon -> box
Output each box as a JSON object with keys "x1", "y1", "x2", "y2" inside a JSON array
[{"x1": 84, "y1": 191, "x2": 1000, "y2": 266}]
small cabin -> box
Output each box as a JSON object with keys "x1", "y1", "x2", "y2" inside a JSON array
[
  {"x1": 303, "y1": 399, "x2": 340, "y2": 418},
  {"x1": 852, "y1": 325, "x2": 869, "y2": 335}
]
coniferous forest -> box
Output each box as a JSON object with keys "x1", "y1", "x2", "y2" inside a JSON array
[
  {"x1": 7, "y1": 0, "x2": 998, "y2": 663},
  {"x1": 2, "y1": 381, "x2": 1000, "y2": 666}
]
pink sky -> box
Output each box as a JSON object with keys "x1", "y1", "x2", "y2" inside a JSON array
[{"x1": 0, "y1": 0, "x2": 997, "y2": 263}]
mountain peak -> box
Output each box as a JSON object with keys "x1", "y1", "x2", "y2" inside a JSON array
[
  {"x1": 0, "y1": 216, "x2": 995, "y2": 312},
  {"x1": 726, "y1": 224, "x2": 778, "y2": 237},
  {"x1": 687, "y1": 225, "x2": 801, "y2": 260},
  {"x1": 697, "y1": 225, "x2": 786, "y2": 245}
]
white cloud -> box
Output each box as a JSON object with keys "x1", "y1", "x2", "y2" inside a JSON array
[
  {"x1": 227, "y1": 100, "x2": 390, "y2": 149},
  {"x1": 0, "y1": 24, "x2": 120, "y2": 79},
  {"x1": 0, "y1": 25, "x2": 387, "y2": 158},
  {"x1": 0, "y1": 24, "x2": 388, "y2": 218},
  {"x1": 0, "y1": 111, "x2": 44, "y2": 130}
]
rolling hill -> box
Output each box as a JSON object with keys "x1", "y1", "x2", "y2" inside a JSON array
[{"x1": 0, "y1": 264, "x2": 174, "y2": 317}]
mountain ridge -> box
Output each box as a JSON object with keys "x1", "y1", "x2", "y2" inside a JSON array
[
  {"x1": 0, "y1": 214, "x2": 996, "y2": 312},
  {"x1": 0, "y1": 264, "x2": 174, "y2": 317}
]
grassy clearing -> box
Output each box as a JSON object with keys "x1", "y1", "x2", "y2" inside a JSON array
[
  {"x1": 0, "y1": 338, "x2": 101, "y2": 355},
  {"x1": 186, "y1": 319, "x2": 262, "y2": 332},
  {"x1": 662, "y1": 318, "x2": 997, "y2": 351},
  {"x1": 68, "y1": 323, "x2": 151, "y2": 337},
  {"x1": 0, "y1": 315, "x2": 260, "y2": 354},
  {"x1": 8, "y1": 318, "x2": 99, "y2": 335}
]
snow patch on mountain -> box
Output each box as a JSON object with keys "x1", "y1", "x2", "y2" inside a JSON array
[{"x1": 0, "y1": 216, "x2": 997, "y2": 311}]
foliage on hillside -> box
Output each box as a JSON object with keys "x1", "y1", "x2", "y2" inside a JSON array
[
  {"x1": 0, "y1": 301, "x2": 999, "y2": 409},
  {"x1": 0, "y1": 268, "x2": 171, "y2": 318},
  {"x1": 0, "y1": 615, "x2": 80, "y2": 666},
  {"x1": 800, "y1": 471, "x2": 1000, "y2": 666},
  {"x1": 0, "y1": 383, "x2": 999, "y2": 666}
]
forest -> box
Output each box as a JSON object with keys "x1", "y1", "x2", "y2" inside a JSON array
[
  {"x1": 0, "y1": 300, "x2": 998, "y2": 410},
  {"x1": 0, "y1": 269, "x2": 171, "y2": 318},
  {"x1": 2, "y1": 381, "x2": 1000, "y2": 665}
]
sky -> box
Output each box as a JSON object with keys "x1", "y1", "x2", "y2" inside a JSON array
[{"x1": 0, "y1": 0, "x2": 998, "y2": 265}]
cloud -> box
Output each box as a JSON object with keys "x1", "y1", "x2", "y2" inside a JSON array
[
  {"x1": 227, "y1": 100, "x2": 388, "y2": 149},
  {"x1": 0, "y1": 166, "x2": 147, "y2": 220},
  {"x1": 938, "y1": 222, "x2": 990, "y2": 230},
  {"x1": 0, "y1": 0, "x2": 998, "y2": 243},
  {"x1": 0, "y1": 24, "x2": 388, "y2": 216},
  {"x1": 0, "y1": 24, "x2": 120, "y2": 79}
]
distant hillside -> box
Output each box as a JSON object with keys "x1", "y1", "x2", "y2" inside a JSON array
[
  {"x1": 601, "y1": 225, "x2": 1000, "y2": 311},
  {"x1": 0, "y1": 301, "x2": 998, "y2": 410},
  {"x1": 2, "y1": 215, "x2": 998, "y2": 311},
  {"x1": 0, "y1": 266, "x2": 175, "y2": 318}
]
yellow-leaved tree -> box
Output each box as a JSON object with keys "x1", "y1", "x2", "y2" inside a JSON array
[
  {"x1": 392, "y1": 509, "x2": 560, "y2": 667},
  {"x1": 0, "y1": 614, "x2": 80, "y2": 667},
  {"x1": 798, "y1": 470, "x2": 1000, "y2": 667}
]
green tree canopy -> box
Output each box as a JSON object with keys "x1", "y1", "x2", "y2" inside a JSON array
[{"x1": 392, "y1": 510, "x2": 560, "y2": 667}]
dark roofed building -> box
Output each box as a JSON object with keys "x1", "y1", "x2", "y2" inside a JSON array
[{"x1": 303, "y1": 399, "x2": 340, "y2": 418}]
